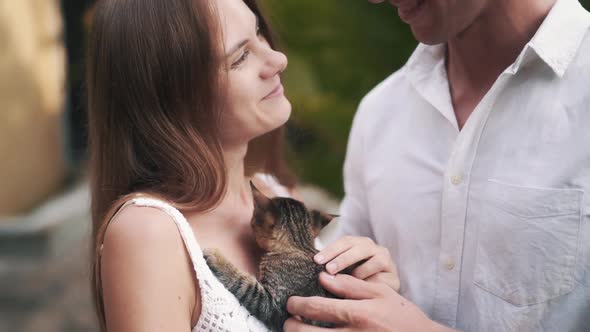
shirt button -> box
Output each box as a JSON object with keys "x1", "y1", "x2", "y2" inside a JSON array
[
  {"x1": 445, "y1": 259, "x2": 455, "y2": 270},
  {"x1": 450, "y1": 175, "x2": 463, "y2": 185}
]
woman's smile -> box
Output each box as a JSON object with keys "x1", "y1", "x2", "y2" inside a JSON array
[{"x1": 262, "y1": 83, "x2": 284, "y2": 100}]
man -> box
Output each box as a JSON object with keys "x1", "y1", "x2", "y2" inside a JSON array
[{"x1": 285, "y1": 0, "x2": 590, "y2": 331}]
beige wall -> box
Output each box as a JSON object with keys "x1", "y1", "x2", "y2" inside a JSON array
[{"x1": 0, "y1": 0, "x2": 66, "y2": 216}]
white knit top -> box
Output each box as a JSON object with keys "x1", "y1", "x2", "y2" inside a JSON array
[{"x1": 111, "y1": 196, "x2": 270, "y2": 332}]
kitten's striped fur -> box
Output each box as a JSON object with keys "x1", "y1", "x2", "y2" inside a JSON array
[{"x1": 204, "y1": 183, "x2": 335, "y2": 331}]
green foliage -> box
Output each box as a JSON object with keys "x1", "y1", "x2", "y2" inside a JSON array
[
  {"x1": 263, "y1": 0, "x2": 590, "y2": 198},
  {"x1": 261, "y1": 0, "x2": 413, "y2": 197}
]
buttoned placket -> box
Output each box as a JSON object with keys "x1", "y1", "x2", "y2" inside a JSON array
[{"x1": 432, "y1": 72, "x2": 513, "y2": 328}]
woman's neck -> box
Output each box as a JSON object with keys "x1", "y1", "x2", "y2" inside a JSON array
[{"x1": 207, "y1": 143, "x2": 254, "y2": 227}]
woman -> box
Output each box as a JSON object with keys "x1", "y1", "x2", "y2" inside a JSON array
[{"x1": 87, "y1": 0, "x2": 399, "y2": 331}]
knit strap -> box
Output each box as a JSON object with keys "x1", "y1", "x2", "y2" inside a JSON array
[
  {"x1": 128, "y1": 197, "x2": 216, "y2": 283},
  {"x1": 102, "y1": 195, "x2": 270, "y2": 331}
]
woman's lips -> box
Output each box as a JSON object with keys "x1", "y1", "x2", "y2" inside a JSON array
[{"x1": 263, "y1": 84, "x2": 284, "y2": 100}]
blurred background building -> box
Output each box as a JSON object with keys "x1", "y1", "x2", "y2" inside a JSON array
[{"x1": 1, "y1": 0, "x2": 589, "y2": 331}]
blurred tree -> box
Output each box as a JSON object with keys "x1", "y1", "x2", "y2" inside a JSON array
[
  {"x1": 263, "y1": 0, "x2": 590, "y2": 197},
  {"x1": 262, "y1": 0, "x2": 415, "y2": 197}
]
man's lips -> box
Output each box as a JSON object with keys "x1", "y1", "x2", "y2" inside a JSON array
[
  {"x1": 392, "y1": 0, "x2": 422, "y2": 12},
  {"x1": 397, "y1": 0, "x2": 425, "y2": 23}
]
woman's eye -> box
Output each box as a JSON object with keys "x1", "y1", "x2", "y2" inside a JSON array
[
  {"x1": 231, "y1": 49, "x2": 250, "y2": 69},
  {"x1": 229, "y1": 22, "x2": 260, "y2": 70}
]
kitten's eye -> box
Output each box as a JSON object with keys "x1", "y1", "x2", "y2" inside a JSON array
[{"x1": 231, "y1": 49, "x2": 250, "y2": 69}]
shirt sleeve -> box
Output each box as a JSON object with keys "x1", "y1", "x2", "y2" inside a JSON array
[{"x1": 336, "y1": 100, "x2": 375, "y2": 240}]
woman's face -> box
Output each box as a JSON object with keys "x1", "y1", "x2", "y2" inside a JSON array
[{"x1": 216, "y1": 0, "x2": 291, "y2": 148}]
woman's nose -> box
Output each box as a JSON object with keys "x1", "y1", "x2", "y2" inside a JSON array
[{"x1": 260, "y1": 48, "x2": 287, "y2": 79}]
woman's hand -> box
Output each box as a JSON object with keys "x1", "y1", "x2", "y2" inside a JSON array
[{"x1": 314, "y1": 236, "x2": 400, "y2": 291}]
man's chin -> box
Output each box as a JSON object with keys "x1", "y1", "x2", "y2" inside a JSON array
[{"x1": 411, "y1": 27, "x2": 447, "y2": 45}]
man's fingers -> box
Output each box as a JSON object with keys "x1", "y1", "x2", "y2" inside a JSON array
[
  {"x1": 325, "y1": 243, "x2": 375, "y2": 274},
  {"x1": 283, "y1": 317, "x2": 345, "y2": 332},
  {"x1": 287, "y1": 294, "x2": 356, "y2": 325},
  {"x1": 350, "y1": 251, "x2": 395, "y2": 279},
  {"x1": 315, "y1": 236, "x2": 374, "y2": 270},
  {"x1": 314, "y1": 236, "x2": 355, "y2": 264},
  {"x1": 319, "y1": 272, "x2": 386, "y2": 300},
  {"x1": 365, "y1": 272, "x2": 401, "y2": 292}
]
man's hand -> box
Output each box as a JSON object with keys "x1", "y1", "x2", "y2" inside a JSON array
[
  {"x1": 315, "y1": 236, "x2": 400, "y2": 291},
  {"x1": 284, "y1": 273, "x2": 455, "y2": 332}
]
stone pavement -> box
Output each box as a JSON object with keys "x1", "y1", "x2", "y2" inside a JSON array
[
  {"x1": 0, "y1": 183, "x2": 98, "y2": 332},
  {"x1": 0, "y1": 238, "x2": 99, "y2": 332}
]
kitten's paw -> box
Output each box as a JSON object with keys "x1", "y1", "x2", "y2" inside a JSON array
[
  {"x1": 203, "y1": 248, "x2": 223, "y2": 272},
  {"x1": 203, "y1": 248, "x2": 238, "y2": 284},
  {"x1": 203, "y1": 248, "x2": 220, "y2": 261}
]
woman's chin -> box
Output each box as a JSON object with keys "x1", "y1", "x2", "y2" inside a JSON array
[
  {"x1": 277, "y1": 98, "x2": 292, "y2": 124},
  {"x1": 243, "y1": 98, "x2": 292, "y2": 142},
  {"x1": 264, "y1": 98, "x2": 292, "y2": 128}
]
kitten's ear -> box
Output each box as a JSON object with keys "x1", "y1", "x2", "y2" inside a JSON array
[
  {"x1": 250, "y1": 182, "x2": 276, "y2": 233},
  {"x1": 311, "y1": 210, "x2": 337, "y2": 230},
  {"x1": 250, "y1": 181, "x2": 271, "y2": 210}
]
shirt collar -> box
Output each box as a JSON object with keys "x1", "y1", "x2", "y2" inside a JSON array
[
  {"x1": 405, "y1": 0, "x2": 590, "y2": 80},
  {"x1": 524, "y1": 0, "x2": 590, "y2": 77}
]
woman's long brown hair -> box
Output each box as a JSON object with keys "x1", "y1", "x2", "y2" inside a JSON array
[{"x1": 86, "y1": 0, "x2": 295, "y2": 329}]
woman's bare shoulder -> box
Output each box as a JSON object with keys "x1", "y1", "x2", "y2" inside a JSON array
[
  {"x1": 103, "y1": 204, "x2": 183, "y2": 251},
  {"x1": 101, "y1": 205, "x2": 198, "y2": 331}
]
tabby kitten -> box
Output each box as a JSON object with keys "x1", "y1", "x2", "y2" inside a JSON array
[{"x1": 203, "y1": 183, "x2": 336, "y2": 332}]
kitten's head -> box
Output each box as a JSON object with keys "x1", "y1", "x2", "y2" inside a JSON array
[{"x1": 250, "y1": 182, "x2": 335, "y2": 251}]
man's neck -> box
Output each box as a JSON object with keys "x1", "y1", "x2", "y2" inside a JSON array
[
  {"x1": 447, "y1": 0, "x2": 556, "y2": 89},
  {"x1": 445, "y1": 0, "x2": 556, "y2": 129}
]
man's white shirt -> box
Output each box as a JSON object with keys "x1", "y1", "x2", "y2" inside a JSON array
[{"x1": 338, "y1": 0, "x2": 590, "y2": 330}]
